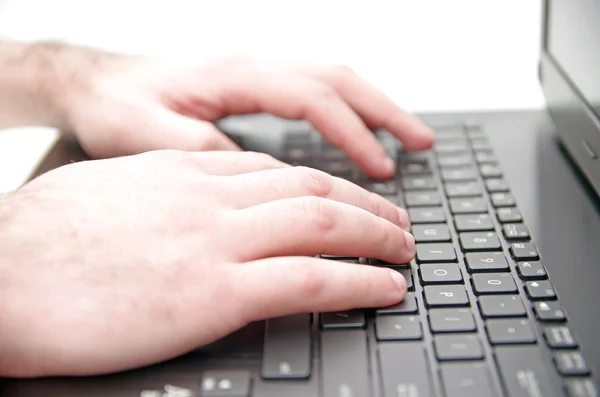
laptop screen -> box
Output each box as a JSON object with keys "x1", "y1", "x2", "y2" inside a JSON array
[{"x1": 547, "y1": 1, "x2": 600, "y2": 119}]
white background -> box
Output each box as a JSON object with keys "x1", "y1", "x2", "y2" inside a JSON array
[{"x1": 0, "y1": 0, "x2": 544, "y2": 191}]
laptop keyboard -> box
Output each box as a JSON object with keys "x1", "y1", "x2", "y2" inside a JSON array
[{"x1": 235, "y1": 122, "x2": 598, "y2": 397}]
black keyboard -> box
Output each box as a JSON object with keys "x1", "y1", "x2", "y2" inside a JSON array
[{"x1": 230, "y1": 122, "x2": 597, "y2": 397}]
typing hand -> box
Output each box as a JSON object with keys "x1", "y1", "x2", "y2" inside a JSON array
[
  {"x1": 0, "y1": 150, "x2": 413, "y2": 377},
  {"x1": 64, "y1": 51, "x2": 434, "y2": 179}
]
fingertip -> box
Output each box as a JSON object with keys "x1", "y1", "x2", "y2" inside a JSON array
[
  {"x1": 397, "y1": 207, "x2": 411, "y2": 232},
  {"x1": 388, "y1": 269, "x2": 408, "y2": 300}
]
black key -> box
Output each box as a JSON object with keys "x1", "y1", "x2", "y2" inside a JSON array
[
  {"x1": 455, "y1": 214, "x2": 495, "y2": 231},
  {"x1": 555, "y1": 352, "x2": 590, "y2": 376},
  {"x1": 362, "y1": 180, "x2": 396, "y2": 195},
  {"x1": 435, "y1": 335, "x2": 484, "y2": 361},
  {"x1": 405, "y1": 191, "x2": 441, "y2": 207},
  {"x1": 440, "y1": 363, "x2": 496, "y2": 396},
  {"x1": 402, "y1": 176, "x2": 437, "y2": 190},
  {"x1": 495, "y1": 346, "x2": 563, "y2": 397},
  {"x1": 321, "y1": 331, "x2": 369, "y2": 397},
  {"x1": 450, "y1": 197, "x2": 487, "y2": 214},
  {"x1": 435, "y1": 131, "x2": 467, "y2": 141},
  {"x1": 322, "y1": 147, "x2": 346, "y2": 160},
  {"x1": 438, "y1": 155, "x2": 472, "y2": 168},
  {"x1": 379, "y1": 343, "x2": 433, "y2": 397},
  {"x1": 472, "y1": 273, "x2": 517, "y2": 295},
  {"x1": 416, "y1": 243, "x2": 457, "y2": 263},
  {"x1": 320, "y1": 255, "x2": 360, "y2": 262},
  {"x1": 429, "y1": 308, "x2": 476, "y2": 333},
  {"x1": 503, "y1": 224, "x2": 531, "y2": 240},
  {"x1": 202, "y1": 370, "x2": 252, "y2": 397},
  {"x1": 544, "y1": 326, "x2": 578, "y2": 348},
  {"x1": 399, "y1": 160, "x2": 431, "y2": 175},
  {"x1": 424, "y1": 285, "x2": 470, "y2": 307},
  {"x1": 480, "y1": 164, "x2": 503, "y2": 178},
  {"x1": 376, "y1": 315, "x2": 422, "y2": 341},
  {"x1": 487, "y1": 319, "x2": 536, "y2": 344},
  {"x1": 497, "y1": 207, "x2": 523, "y2": 223},
  {"x1": 393, "y1": 268, "x2": 414, "y2": 291},
  {"x1": 475, "y1": 151, "x2": 498, "y2": 164},
  {"x1": 261, "y1": 314, "x2": 311, "y2": 379},
  {"x1": 369, "y1": 258, "x2": 410, "y2": 269},
  {"x1": 408, "y1": 207, "x2": 447, "y2": 223},
  {"x1": 525, "y1": 280, "x2": 557, "y2": 300},
  {"x1": 517, "y1": 261, "x2": 548, "y2": 280},
  {"x1": 478, "y1": 295, "x2": 527, "y2": 318},
  {"x1": 442, "y1": 168, "x2": 478, "y2": 182},
  {"x1": 510, "y1": 242, "x2": 540, "y2": 260},
  {"x1": 412, "y1": 224, "x2": 451, "y2": 242},
  {"x1": 534, "y1": 301, "x2": 567, "y2": 322},
  {"x1": 376, "y1": 292, "x2": 418, "y2": 315},
  {"x1": 486, "y1": 178, "x2": 510, "y2": 193},
  {"x1": 435, "y1": 142, "x2": 470, "y2": 154},
  {"x1": 445, "y1": 181, "x2": 482, "y2": 197},
  {"x1": 491, "y1": 192, "x2": 516, "y2": 207},
  {"x1": 566, "y1": 378, "x2": 598, "y2": 397},
  {"x1": 460, "y1": 232, "x2": 502, "y2": 251},
  {"x1": 465, "y1": 252, "x2": 509, "y2": 273},
  {"x1": 419, "y1": 263, "x2": 463, "y2": 284},
  {"x1": 320, "y1": 310, "x2": 365, "y2": 329}
]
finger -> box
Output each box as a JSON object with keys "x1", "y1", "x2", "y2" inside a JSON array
[
  {"x1": 291, "y1": 63, "x2": 435, "y2": 151},
  {"x1": 228, "y1": 196, "x2": 415, "y2": 263},
  {"x1": 185, "y1": 151, "x2": 291, "y2": 176},
  {"x1": 228, "y1": 166, "x2": 410, "y2": 230},
  {"x1": 232, "y1": 256, "x2": 408, "y2": 322},
  {"x1": 214, "y1": 66, "x2": 396, "y2": 179}
]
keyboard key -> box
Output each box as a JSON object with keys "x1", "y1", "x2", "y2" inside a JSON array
[
  {"x1": 465, "y1": 252, "x2": 509, "y2": 273},
  {"x1": 566, "y1": 378, "x2": 598, "y2": 397},
  {"x1": 424, "y1": 285, "x2": 469, "y2": 307},
  {"x1": 497, "y1": 207, "x2": 523, "y2": 223},
  {"x1": 442, "y1": 168, "x2": 478, "y2": 182},
  {"x1": 475, "y1": 151, "x2": 498, "y2": 164},
  {"x1": 399, "y1": 160, "x2": 431, "y2": 175},
  {"x1": 419, "y1": 263, "x2": 463, "y2": 284},
  {"x1": 555, "y1": 351, "x2": 590, "y2": 376},
  {"x1": 262, "y1": 314, "x2": 311, "y2": 379},
  {"x1": 478, "y1": 295, "x2": 526, "y2": 318},
  {"x1": 460, "y1": 232, "x2": 502, "y2": 251},
  {"x1": 533, "y1": 301, "x2": 567, "y2": 322},
  {"x1": 362, "y1": 180, "x2": 396, "y2": 195},
  {"x1": 502, "y1": 224, "x2": 531, "y2": 240},
  {"x1": 525, "y1": 280, "x2": 557, "y2": 300},
  {"x1": 320, "y1": 255, "x2": 359, "y2": 261},
  {"x1": 412, "y1": 224, "x2": 451, "y2": 242},
  {"x1": 544, "y1": 326, "x2": 578, "y2": 348},
  {"x1": 405, "y1": 191, "x2": 441, "y2": 207},
  {"x1": 486, "y1": 319, "x2": 536, "y2": 344},
  {"x1": 471, "y1": 137, "x2": 492, "y2": 150},
  {"x1": 496, "y1": 346, "x2": 563, "y2": 397},
  {"x1": 379, "y1": 344, "x2": 433, "y2": 397},
  {"x1": 320, "y1": 310, "x2": 365, "y2": 329},
  {"x1": 202, "y1": 370, "x2": 251, "y2": 397},
  {"x1": 438, "y1": 154, "x2": 473, "y2": 168},
  {"x1": 491, "y1": 192, "x2": 516, "y2": 207},
  {"x1": 454, "y1": 214, "x2": 494, "y2": 231},
  {"x1": 416, "y1": 243, "x2": 457, "y2": 263},
  {"x1": 517, "y1": 261, "x2": 548, "y2": 280},
  {"x1": 480, "y1": 164, "x2": 503, "y2": 178},
  {"x1": 450, "y1": 197, "x2": 487, "y2": 214},
  {"x1": 408, "y1": 207, "x2": 446, "y2": 223},
  {"x1": 429, "y1": 308, "x2": 476, "y2": 333},
  {"x1": 402, "y1": 176, "x2": 437, "y2": 190},
  {"x1": 435, "y1": 335, "x2": 484, "y2": 361},
  {"x1": 472, "y1": 273, "x2": 517, "y2": 295},
  {"x1": 321, "y1": 331, "x2": 369, "y2": 397},
  {"x1": 376, "y1": 292, "x2": 418, "y2": 315},
  {"x1": 445, "y1": 181, "x2": 482, "y2": 197},
  {"x1": 376, "y1": 315, "x2": 422, "y2": 341},
  {"x1": 368, "y1": 258, "x2": 410, "y2": 269},
  {"x1": 394, "y1": 268, "x2": 414, "y2": 291},
  {"x1": 440, "y1": 363, "x2": 496, "y2": 396},
  {"x1": 435, "y1": 142, "x2": 470, "y2": 154},
  {"x1": 510, "y1": 242, "x2": 540, "y2": 260},
  {"x1": 486, "y1": 178, "x2": 509, "y2": 193}
]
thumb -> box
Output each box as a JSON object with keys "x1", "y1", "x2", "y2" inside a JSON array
[{"x1": 233, "y1": 257, "x2": 408, "y2": 322}]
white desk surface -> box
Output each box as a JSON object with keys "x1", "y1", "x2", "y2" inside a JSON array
[{"x1": 0, "y1": 0, "x2": 544, "y2": 192}]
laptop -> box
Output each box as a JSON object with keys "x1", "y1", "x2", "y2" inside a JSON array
[{"x1": 2, "y1": 0, "x2": 599, "y2": 396}]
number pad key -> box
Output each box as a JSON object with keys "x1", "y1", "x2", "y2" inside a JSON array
[
  {"x1": 472, "y1": 273, "x2": 517, "y2": 295},
  {"x1": 454, "y1": 214, "x2": 494, "y2": 231},
  {"x1": 544, "y1": 326, "x2": 578, "y2": 348},
  {"x1": 412, "y1": 224, "x2": 451, "y2": 243},
  {"x1": 419, "y1": 264, "x2": 463, "y2": 284},
  {"x1": 460, "y1": 232, "x2": 501, "y2": 251},
  {"x1": 416, "y1": 244, "x2": 457, "y2": 263},
  {"x1": 450, "y1": 197, "x2": 488, "y2": 214},
  {"x1": 465, "y1": 252, "x2": 509, "y2": 273},
  {"x1": 408, "y1": 207, "x2": 446, "y2": 224},
  {"x1": 478, "y1": 295, "x2": 526, "y2": 318},
  {"x1": 486, "y1": 319, "x2": 536, "y2": 344},
  {"x1": 565, "y1": 378, "x2": 598, "y2": 396},
  {"x1": 429, "y1": 308, "x2": 476, "y2": 333},
  {"x1": 554, "y1": 351, "x2": 590, "y2": 376},
  {"x1": 424, "y1": 285, "x2": 470, "y2": 307}
]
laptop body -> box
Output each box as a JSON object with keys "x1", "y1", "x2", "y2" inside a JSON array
[{"x1": 2, "y1": 0, "x2": 600, "y2": 396}]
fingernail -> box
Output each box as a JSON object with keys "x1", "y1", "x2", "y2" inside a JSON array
[
  {"x1": 382, "y1": 156, "x2": 396, "y2": 175},
  {"x1": 397, "y1": 208, "x2": 411, "y2": 231},
  {"x1": 403, "y1": 230, "x2": 416, "y2": 255},
  {"x1": 390, "y1": 270, "x2": 407, "y2": 294}
]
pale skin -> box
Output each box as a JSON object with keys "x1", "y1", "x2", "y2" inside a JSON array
[{"x1": 0, "y1": 41, "x2": 435, "y2": 377}]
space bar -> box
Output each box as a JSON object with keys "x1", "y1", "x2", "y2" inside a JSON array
[{"x1": 321, "y1": 330, "x2": 370, "y2": 397}]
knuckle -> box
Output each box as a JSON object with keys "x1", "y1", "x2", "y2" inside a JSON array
[
  {"x1": 312, "y1": 83, "x2": 338, "y2": 103},
  {"x1": 295, "y1": 262, "x2": 327, "y2": 298},
  {"x1": 301, "y1": 196, "x2": 338, "y2": 233},
  {"x1": 367, "y1": 192, "x2": 385, "y2": 218},
  {"x1": 295, "y1": 167, "x2": 333, "y2": 198}
]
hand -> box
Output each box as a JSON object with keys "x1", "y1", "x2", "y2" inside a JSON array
[
  {"x1": 0, "y1": 150, "x2": 414, "y2": 377},
  {"x1": 61, "y1": 50, "x2": 434, "y2": 179}
]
